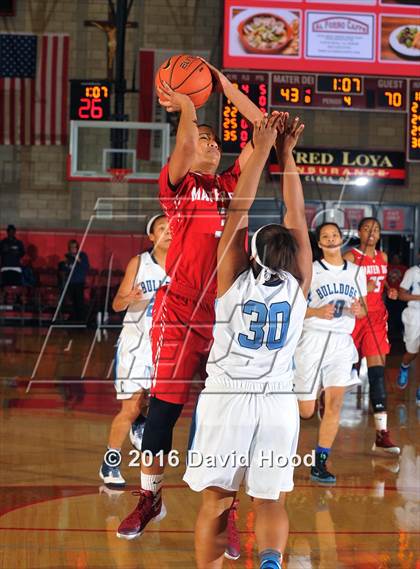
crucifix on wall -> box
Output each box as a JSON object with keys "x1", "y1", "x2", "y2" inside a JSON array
[{"x1": 84, "y1": 0, "x2": 138, "y2": 81}]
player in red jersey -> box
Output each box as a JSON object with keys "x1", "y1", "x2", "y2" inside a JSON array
[
  {"x1": 117, "y1": 64, "x2": 270, "y2": 548},
  {"x1": 344, "y1": 217, "x2": 400, "y2": 454}
]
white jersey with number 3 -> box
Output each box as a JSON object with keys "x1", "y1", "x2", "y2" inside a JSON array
[
  {"x1": 305, "y1": 259, "x2": 367, "y2": 334},
  {"x1": 206, "y1": 268, "x2": 307, "y2": 388}
]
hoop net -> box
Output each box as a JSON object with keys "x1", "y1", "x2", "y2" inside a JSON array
[{"x1": 107, "y1": 168, "x2": 133, "y2": 183}]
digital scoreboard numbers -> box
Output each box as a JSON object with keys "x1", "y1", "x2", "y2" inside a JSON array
[
  {"x1": 70, "y1": 80, "x2": 111, "y2": 121},
  {"x1": 271, "y1": 74, "x2": 314, "y2": 108},
  {"x1": 374, "y1": 78, "x2": 406, "y2": 111},
  {"x1": 408, "y1": 80, "x2": 420, "y2": 162},
  {"x1": 270, "y1": 74, "x2": 407, "y2": 112},
  {"x1": 221, "y1": 72, "x2": 269, "y2": 154},
  {"x1": 317, "y1": 75, "x2": 363, "y2": 95}
]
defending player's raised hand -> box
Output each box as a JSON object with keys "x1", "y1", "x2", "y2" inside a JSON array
[
  {"x1": 275, "y1": 114, "x2": 312, "y2": 297},
  {"x1": 252, "y1": 113, "x2": 284, "y2": 153},
  {"x1": 157, "y1": 81, "x2": 194, "y2": 112},
  {"x1": 276, "y1": 115, "x2": 305, "y2": 158},
  {"x1": 217, "y1": 114, "x2": 284, "y2": 295}
]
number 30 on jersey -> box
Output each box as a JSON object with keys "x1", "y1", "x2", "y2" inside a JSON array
[{"x1": 238, "y1": 300, "x2": 291, "y2": 351}]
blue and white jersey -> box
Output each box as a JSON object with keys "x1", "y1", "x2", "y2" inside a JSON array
[
  {"x1": 206, "y1": 268, "x2": 307, "y2": 388},
  {"x1": 120, "y1": 251, "x2": 168, "y2": 364},
  {"x1": 400, "y1": 265, "x2": 420, "y2": 310},
  {"x1": 304, "y1": 259, "x2": 367, "y2": 334}
]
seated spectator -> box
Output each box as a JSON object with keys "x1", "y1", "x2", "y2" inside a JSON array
[
  {"x1": 58, "y1": 240, "x2": 90, "y2": 322},
  {"x1": 0, "y1": 225, "x2": 25, "y2": 286}
]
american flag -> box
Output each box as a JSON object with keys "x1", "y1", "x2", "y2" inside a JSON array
[{"x1": 0, "y1": 33, "x2": 70, "y2": 145}]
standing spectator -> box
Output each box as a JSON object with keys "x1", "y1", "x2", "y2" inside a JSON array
[
  {"x1": 58, "y1": 240, "x2": 89, "y2": 322},
  {"x1": 0, "y1": 225, "x2": 25, "y2": 286},
  {"x1": 387, "y1": 253, "x2": 408, "y2": 339},
  {"x1": 387, "y1": 253, "x2": 407, "y2": 289}
]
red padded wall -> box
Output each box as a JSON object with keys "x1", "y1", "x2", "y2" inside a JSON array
[{"x1": 17, "y1": 230, "x2": 152, "y2": 272}]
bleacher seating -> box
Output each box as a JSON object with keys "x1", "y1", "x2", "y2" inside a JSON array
[{"x1": 0, "y1": 230, "x2": 151, "y2": 325}]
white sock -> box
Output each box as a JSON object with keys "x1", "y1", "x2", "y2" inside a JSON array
[
  {"x1": 141, "y1": 472, "x2": 164, "y2": 494},
  {"x1": 374, "y1": 412, "x2": 387, "y2": 432}
]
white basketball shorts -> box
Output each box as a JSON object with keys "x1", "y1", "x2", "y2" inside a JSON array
[
  {"x1": 402, "y1": 308, "x2": 420, "y2": 354},
  {"x1": 183, "y1": 384, "x2": 300, "y2": 500},
  {"x1": 114, "y1": 329, "x2": 152, "y2": 399},
  {"x1": 294, "y1": 330, "x2": 360, "y2": 401}
]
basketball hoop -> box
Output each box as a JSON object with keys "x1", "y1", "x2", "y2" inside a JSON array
[{"x1": 107, "y1": 168, "x2": 133, "y2": 183}]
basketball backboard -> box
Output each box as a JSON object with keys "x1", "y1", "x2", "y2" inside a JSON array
[{"x1": 67, "y1": 120, "x2": 170, "y2": 183}]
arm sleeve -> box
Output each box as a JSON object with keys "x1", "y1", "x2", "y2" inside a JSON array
[
  {"x1": 400, "y1": 267, "x2": 413, "y2": 291},
  {"x1": 18, "y1": 240, "x2": 25, "y2": 258}
]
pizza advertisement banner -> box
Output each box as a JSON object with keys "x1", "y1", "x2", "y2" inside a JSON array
[{"x1": 223, "y1": 0, "x2": 420, "y2": 76}]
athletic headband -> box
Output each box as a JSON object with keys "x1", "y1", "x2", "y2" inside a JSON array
[
  {"x1": 146, "y1": 213, "x2": 164, "y2": 236},
  {"x1": 251, "y1": 225, "x2": 288, "y2": 283}
]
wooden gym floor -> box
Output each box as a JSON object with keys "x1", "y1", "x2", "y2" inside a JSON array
[{"x1": 0, "y1": 327, "x2": 419, "y2": 568}]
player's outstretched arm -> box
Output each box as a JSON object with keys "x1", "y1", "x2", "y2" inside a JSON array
[
  {"x1": 157, "y1": 81, "x2": 198, "y2": 186},
  {"x1": 205, "y1": 62, "x2": 264, "y2": 124},
  {"x1": 112, "y1": 256, "x2": 146, "y2": 312},
  {"x1": 276, "y1": 116, "x2": 312, "y2": 297},
  {"x1": 204, "y1": 62, "x2": 269, "y2": 170},
  {"x1": 217, "y1": 114, "x2": 283, "y2": 296}
]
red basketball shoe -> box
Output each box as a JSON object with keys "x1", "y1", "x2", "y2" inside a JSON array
[
  {"x1": 224, "y1": 499, "x2": 240, "y2": 560},
  {"x1": 372, "y1": 430, "x2": 400, "y2": 455},
  {"x1": 116, "y1": 489, "x2": 166, "y2": 540}
]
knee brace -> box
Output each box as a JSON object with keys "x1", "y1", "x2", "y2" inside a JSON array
[
  {"x1": 368, "y1": 366, "x2": 387, "y2": 413},
  {"x1": 141, "y1": 397, "x2": 183, "y2": 455}
]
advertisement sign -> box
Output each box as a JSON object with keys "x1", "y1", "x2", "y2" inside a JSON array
[
  {"x1": 269, "y1": 148, "x2": 406, "y2": 185},
  {"x1": 382, "y1": 208, "x2": 405, "y2": 230},
  {"x1": 223, "y1": 0, "x2": 420, "y2": 76}
]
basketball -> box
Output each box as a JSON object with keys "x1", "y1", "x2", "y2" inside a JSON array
[{"x1": 155, "y1": 54, "x2": 213, "y2": 109}]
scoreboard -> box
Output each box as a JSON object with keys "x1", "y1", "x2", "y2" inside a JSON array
[
  {"x1": 222, "y1": 72, "x2": 268, "y2": 153},
  {"x1": 408, "y1": 81, "x2": 420, "y2": 162},
  {"x1": 70, "y1": 80, "x2": 111, "y2": 121},
  {"x1": 271, "y1": 74, "x2": 406, "y2": 112},
  {"x1": 220, "y1": 71, "x2": 418, "y2": 161}
]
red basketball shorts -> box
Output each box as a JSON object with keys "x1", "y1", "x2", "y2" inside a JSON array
[
  {"x1": 150, "y1": 284, "x2": 215, "y2": 404},
  {"x1": 352, "y1": 309, "x2": 390, "y2": 358}
]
